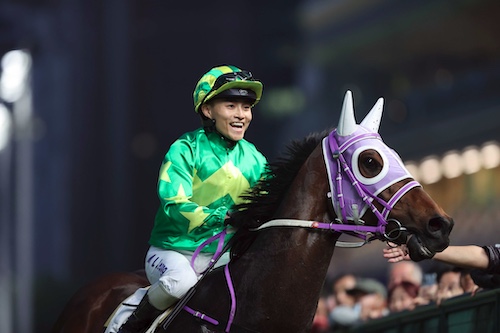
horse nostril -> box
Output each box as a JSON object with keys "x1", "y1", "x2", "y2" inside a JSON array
[{"x1": 428, "y1": 217, "x2": 444, "y2": 233}]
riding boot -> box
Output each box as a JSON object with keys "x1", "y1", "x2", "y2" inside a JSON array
[{"x1": 117, "y1": 294, "x2": 164, "y2": 333}]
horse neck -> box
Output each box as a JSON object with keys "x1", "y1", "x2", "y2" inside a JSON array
[{"x1": 230, "y1": 144, "x2": 339, "y2": 330}]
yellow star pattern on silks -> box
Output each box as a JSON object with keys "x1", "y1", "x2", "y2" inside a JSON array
[
  {"x1": 181, "y1": 206, "x2": 210, "y2": 232},
  {"x1": 164, "y1": 183, "x2": 188, "y2": 203},
  {"x1": 192, "y1": 161, "x2": 250, "y2": 207},
  {"x1": 159, "y1": 161, "x2": 172, "y2": 183},
  {"x1": 164, "y1": 184, "x2": 208, "y2": 232}
]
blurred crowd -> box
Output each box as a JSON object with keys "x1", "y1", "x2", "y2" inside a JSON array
[{"x1": 311, "y1": 258, "x2": 483, "y2": 333}]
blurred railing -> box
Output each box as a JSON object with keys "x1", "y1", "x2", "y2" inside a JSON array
[{"x1": 351, "y1": 289, "x2": 500, "y2": 333}]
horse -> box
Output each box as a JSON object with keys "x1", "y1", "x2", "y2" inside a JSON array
[{"x1": 52, "y1": 90, "x2": 454, "y2": 333}]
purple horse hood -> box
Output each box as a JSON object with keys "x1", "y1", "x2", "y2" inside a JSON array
[{"x1": 323, "y1": 91, "x2": 419, "y2": 224}]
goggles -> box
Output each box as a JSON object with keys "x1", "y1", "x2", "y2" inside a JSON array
[
  {"x1": 211, "y1": 70, "x2": 254, "y2": 91},
  {"x1": 199, "y1": 71, "x2": 255, "y2": 107}
]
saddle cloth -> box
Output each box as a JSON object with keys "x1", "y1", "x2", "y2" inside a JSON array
[{"x1": 104, "y1": 287, "x2": 171, "y2": 333}]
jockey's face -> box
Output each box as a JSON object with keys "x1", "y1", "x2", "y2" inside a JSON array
[{"x1": 201, "y1": 98, "x2": 253, "y2": 141}]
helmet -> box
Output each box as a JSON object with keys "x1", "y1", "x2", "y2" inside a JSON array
[{"x1": 193, "y1": 65, "x2": 263, "y2": 113}]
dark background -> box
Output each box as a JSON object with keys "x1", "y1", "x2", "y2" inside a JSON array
[{"x1": 1, "y1": 0, "x2": 499, "y2": 331}]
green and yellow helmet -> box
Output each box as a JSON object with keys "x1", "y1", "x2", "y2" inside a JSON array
[{"x1": 193, "y1": 65, "x2": 263, "y2": 113}]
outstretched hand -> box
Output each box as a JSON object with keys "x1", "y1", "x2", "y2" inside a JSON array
[{"x1": 383, "y1": 243, "x2": 411, "y2": 263}]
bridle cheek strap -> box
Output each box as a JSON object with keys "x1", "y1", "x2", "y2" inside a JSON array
[{"x1": 380, "y1": 180, "x2": 421, "y2": 219}]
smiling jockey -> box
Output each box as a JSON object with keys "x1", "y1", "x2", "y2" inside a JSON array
[{"x1": 117, "y1": 65, "x2": 268, "y2": 333}]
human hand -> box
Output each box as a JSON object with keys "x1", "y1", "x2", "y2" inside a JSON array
[{"x1": 383, "y1": 243, "x2": 410, "y2": 263}]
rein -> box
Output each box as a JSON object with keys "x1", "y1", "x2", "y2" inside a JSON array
[{"x1": 248, "y1": 218, "x2": 405, "y2": 246}]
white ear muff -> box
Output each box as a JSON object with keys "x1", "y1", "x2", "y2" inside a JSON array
[
  {"x1": 360, "y1": 97, "x2": 384, "y2": 133},
  {"x1": 337, "y1": 90, "x2": 357, "y2": 137}
]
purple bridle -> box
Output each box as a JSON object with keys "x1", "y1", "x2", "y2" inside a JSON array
[{"x1": 321, "y1": 126, "x2": 421, "y2": 243}]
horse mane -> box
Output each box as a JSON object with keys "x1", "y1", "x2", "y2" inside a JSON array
[{"x1": 228, "y1": 129, "x2": 331, "y2": 230}]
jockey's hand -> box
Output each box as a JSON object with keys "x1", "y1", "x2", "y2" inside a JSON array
[{"x1": 383, "y1": 243, "x2": 410, "y2": 263}]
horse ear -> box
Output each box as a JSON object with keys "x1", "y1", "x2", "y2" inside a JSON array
[
  {"x1": 360, "y1": 97, "x2": 384, "y2": 133},
  {"x1": 337, "y1": 90, "x2": 357, "y2": 136}
]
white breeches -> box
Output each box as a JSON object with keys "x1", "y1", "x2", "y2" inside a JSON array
[{"x1": 144, "y1": 246, "x2": 230, "y2": 310}]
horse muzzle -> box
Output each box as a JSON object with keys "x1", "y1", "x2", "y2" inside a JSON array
[{"x1": 406, "y1": 215, "x2": 454, "y2": 262}]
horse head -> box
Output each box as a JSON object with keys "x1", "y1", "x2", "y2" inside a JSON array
[{"x1": 326, "y1": 90, "x2": 454, "y2": 261}]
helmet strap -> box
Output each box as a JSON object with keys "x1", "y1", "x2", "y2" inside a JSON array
[
  {"x1": 200, "y1": 112, "x2": 215, "y2": 131},
  {"x1": 199, "y1": 115, "x2": 236, "y2": 147}
]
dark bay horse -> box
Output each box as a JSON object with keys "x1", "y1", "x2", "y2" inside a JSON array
[{"x1": 53, "y1": 91, "x2": 454, "y2": 333}]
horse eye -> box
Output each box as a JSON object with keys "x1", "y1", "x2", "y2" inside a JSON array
[{"x1": 363, "y1": 157, "x2": 380, "y2": 171}]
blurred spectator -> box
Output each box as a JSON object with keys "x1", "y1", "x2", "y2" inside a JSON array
[
  {"x1": 348, "y1": 277, "x2": 388, "y2": 321},
  {"x1": 358, "y1": 292, "x2": 388, "y2": 322},
  {"x1": 416, "y1": 272, "x2": 438, "y2": 306},
  {"x1": 330, "y1": 277, "x2": 388, "y2": 331},
  {"x1": 459, "y1": 269, "x2": 479, "y2": 294},
  {"x1": 387, "y1": 281, "x2": 420, "y2": 313},
  {"x1": 313, "y1": 273, "x2": 357, "y2": 333},
  {"x1": 387, "y1": 261, "x2": 423, "y2": 289},
  {"x1": 327, "y1": 273, "x2": 357, "y2": 332},
  {"x1": 331, "y1": 273, "x2": 357, "y2": 308},
  {"x1": 311, "y1": 296, "x2": 330, "y2": 333},
  {"x1": 435, "y1": 265, "x2": 464, "y2": 305}
]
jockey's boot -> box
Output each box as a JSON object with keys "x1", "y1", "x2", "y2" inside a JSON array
[{"x1": 117, "y1": 294, "x2": 163, "y2": 333}]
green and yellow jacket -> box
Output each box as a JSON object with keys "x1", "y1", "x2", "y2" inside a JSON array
[{"x1": 149, "y1": 127, "x2": 268, "y2": 253}]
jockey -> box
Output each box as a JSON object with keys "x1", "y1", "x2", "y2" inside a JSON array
[{"x1": 117, "y1": 65, "x2": 268, "y2": 333}]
